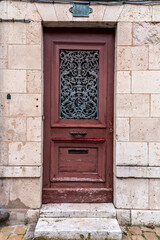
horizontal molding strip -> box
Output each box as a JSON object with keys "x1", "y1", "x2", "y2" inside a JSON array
[
  {"x1": 0, "y1": 166, "x2": 41, "y2": 178},
  {"x1": 51, "y1": 137, "x2": 106, "y2": 142},
  {"x1": 116, "y1": 166, "x2": 160, "y2": 178}
]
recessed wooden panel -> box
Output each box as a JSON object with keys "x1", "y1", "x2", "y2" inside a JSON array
[
  {"x1": 50, "y1": 141, "x2": 105, "y2": 183},
  {"x1": 51, "y1": 42, "x2": 106, "y2": 128},
  {"x1": 59, "y1": 147, "x2": 97, "y2": 173},
  {"x1": 43, "y1": 28, "x2": 115, "y2": 203}
]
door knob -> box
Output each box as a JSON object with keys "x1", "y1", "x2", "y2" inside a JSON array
[{"x1": 109, "y1": 128, "x2": 114, "y2": 133}]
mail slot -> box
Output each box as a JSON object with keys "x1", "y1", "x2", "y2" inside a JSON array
[{"x1": 68, "y1": 149, "x2": 88, "y2": 154}]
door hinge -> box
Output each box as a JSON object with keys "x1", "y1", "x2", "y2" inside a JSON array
[{"x1": 42, "y1": 115, "x2": 45, "y2": 121}]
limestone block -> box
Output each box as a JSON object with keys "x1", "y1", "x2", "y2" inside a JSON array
[
  {"x1": 103, "y1": 6, "x2": 124, "y2": 22},
  {"x1": 0, "y1": 142, "x2": 8, "y2": 165},
  {"x1": 0, "y1": 94, "x2": 9, "y2": 117},
  {"x1": 0, "y1": 23, "x2": 8, "y2": 44},
  {"x1": 0, "y1": 44, "x2": 7, "y2": 59},
  {"x1": 27, "y1": 22, "x2": 42, "y2": 45},
  {"x1": 54, "y1": 4, "x2": 72, "y2": 22},
  {"x1": 119, "y1": 5, "x2": 152, "y2": 22},
  {"x1": 35, "y1": 3, "x2": 57, "y2": 22},
  {"x1": 115, "y1": 179, "x2": 148, "y2": 209},
  {"x1": 132, "y1": 210, "x2": 160, "y2": 225},
  {"x1": 0, "y1": 166, "x2": 41, "y2": 178},
  {"x1": 0, "y1": 70, "x2": 26, "y2": 93},
  {"x1": 8, "y1": 23, "x2": 26, "y2": 44},
  {"x1": 116, "y1": 118, "x2": 129, "y2": 141},
  {"x1": 151, "y1": 95, "x2": 160, "y2": 117},
  {"x1": 116, "y1": 142, "x2": 148, "y2": 166},
  {"x1": 9, "y1": 142, "x2": 41, "y2": 165},
  {"x1": 27, "y1": 70, "x2": 41, "y2": 93},
  {"x1": 132, "y1": 71, "x2": 160, "y2": 93},
  {"x1": 149, "y1": 45, "x2": 160, "y2": 70},
  {"x1": 116, "y1": 166, "x2": 160, "y2": 178},
  {"x1": 133, "y1": 23, "x2": 160, "y2": 45},
  {"x1": 117, "y1": 46, "x2": 148, "y2": 70},
  {"x1": 40, "y1": 203, "x2": 116, "y2": 218},
  {"x1": 0, "y1": 117, "x2": 26, "y2": 141},
  {"x1": 27, "y1": 117, "x2": 42, "y2": 141},
  {"x1": 10, "y1": 178, "x2": 41, "y2": 208},
  {"x1": 88, "y1": 5, "x2": 106, "y2": 22},
  {"x1": 152, "y1": 5, "x2": 160, "y2": 22},
  {"x1": 0, "y1": 60, "x2": 7, "y2": 69},
  {"x1": 26, "y1": 209, "x2": 40, "y2": 223},
  {"x1": 34, "y1": 217, "x2": 122, "y2": 240},
  {"x1": 0, "y1": 179, "x2": 9, "y2": 206},
  {"x1": 117, "y1": 23, "x2": 132, "y2": 46},
  {"x1": 71, "y1": 17, "x2": 89, "y2": 23},
  {"x1": 9, "y1": 94, "x2": 41, "y2": 117},
  {"x1": 117, "y1": 94, "x2": 149, "y2": 117},
  {"x1": 0, "y1": 22, "x2": 26, "y2": 44},
  {"x1": 149, "y1": 143, "x2": 160, "y2": 166},
  {"x1": 8, "y1": 45, "x2": 41, "y2": 70},
  {"x1": 117, "y1": 71, "x2": 131, "y2": 93},
  {"x1": 116, "y1": 209, "x2": 131, "y2": 225},
  {"x1": 6, "y1": 210, "x2": 26, "y2": 225},
  {"x1": 149, "y1": 180, "x2": 160, "y2": 209},
  {"x1": 8, "y1": 2, "x2": 41, "y2": 21},
  {"x1": 0, "y1": 1, "x2": 8, "y2": 18},
  {"x1": 131, "y1": 118, "x2": 160, "y2": 142}
]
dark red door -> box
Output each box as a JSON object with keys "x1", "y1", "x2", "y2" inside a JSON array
[{"x1": 43, "y1": 28, "x2": 114, "y2": 203}]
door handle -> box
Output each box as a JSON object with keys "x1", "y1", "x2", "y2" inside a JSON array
[
  {"x1": 109, "y1": 128, "x2": 114, "y2": 133},
  {"x1": 70, "y1": 132, "x2": 87, "y2": 136}
]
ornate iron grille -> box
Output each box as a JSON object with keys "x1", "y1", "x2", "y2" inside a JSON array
[{"x1": 59, "y1": 49, "x2": 99, "y2": 119}]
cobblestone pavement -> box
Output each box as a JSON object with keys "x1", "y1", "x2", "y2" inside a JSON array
[
  {"x1": 0, "y1": 224, "x2": 35, "y2": 240},
  {"x1": 122, "y1": 225, "x2": 160, "y2": 240},
  {"x1": 0, "y1": 224, "x2": 160, "y2": 240}
]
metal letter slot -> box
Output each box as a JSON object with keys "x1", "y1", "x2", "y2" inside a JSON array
[
  {"x1": 68, "y1": 149, "x2": 88, "y2": 154},
  {"x1": 70, "y1": 132, "x2": 87, "y2": 136}
]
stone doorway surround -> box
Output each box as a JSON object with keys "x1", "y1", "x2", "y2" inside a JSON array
[{"x1": 0, "y1": 0, "x2": 160, "y2": 227}]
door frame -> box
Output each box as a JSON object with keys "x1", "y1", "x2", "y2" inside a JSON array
[{"x1": 43, "y1": 27, "x2": 115, "y2": 203}]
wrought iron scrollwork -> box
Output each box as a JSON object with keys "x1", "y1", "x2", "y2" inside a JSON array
[{"x1": 59, "y1": 50, "x2": 99, "y2": 119}]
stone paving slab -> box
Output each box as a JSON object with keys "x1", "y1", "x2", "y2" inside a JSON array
[
  {"x1": 0, "y1": 224, "x2": 160, "y2": 239},
  {"x1": 0, "y1": 225, "x2": 27, "y2": 240},
  {"x1": 121, "y1": 225, "x2": 160, "y2": 240}
]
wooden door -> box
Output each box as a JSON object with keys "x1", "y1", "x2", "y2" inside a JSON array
[{"x1": 43, "y1": 28, "x2": 115, "y2": 203}]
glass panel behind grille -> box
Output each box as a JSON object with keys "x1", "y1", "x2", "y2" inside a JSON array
[{"x1": 59, "y1": 50, "x2": 99, "y2": 119}]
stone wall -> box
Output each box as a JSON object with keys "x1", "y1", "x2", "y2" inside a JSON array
[{"x1": 0, "y1": 0, "x2": 160, "y2": 225}]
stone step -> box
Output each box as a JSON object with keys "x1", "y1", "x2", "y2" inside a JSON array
[
  {"x1": 34, "y1": 217, "x2": 122, "y2": 240},
  {"x1": 40, "y1": 203, "x2": 116, "y2": 219}
]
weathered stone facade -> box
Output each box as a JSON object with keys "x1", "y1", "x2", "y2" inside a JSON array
[{"x1": 1, "y1": 0, "x2": 160, "y2": 226}]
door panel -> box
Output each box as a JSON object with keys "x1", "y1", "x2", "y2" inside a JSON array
[
  {"x1": 51, "y1": 42, "x2": 107, "y2": 128},
  {"x1": 50, "y1": 141, "x2": 105, "y2": 182},
  {"x1": 43, "y1": 28, "x2": 115, "y2": 203}
]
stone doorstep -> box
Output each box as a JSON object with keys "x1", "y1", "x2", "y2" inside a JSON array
[
  {"x1": 35, "y1": 204, "x2": 121, "y2": 240},
  {"x1": 34, "y1": 217, "x2": 122, "y2": 240},
  {"x1": 40, "y1": 203, "x2": 116, "y2": 219}
]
